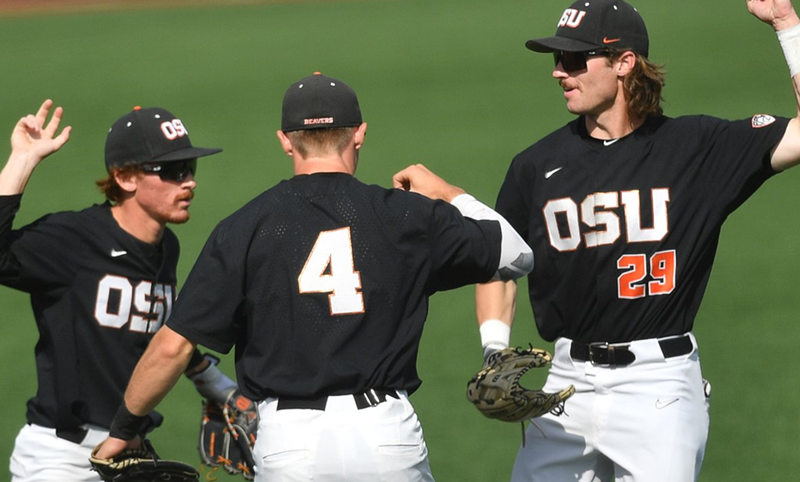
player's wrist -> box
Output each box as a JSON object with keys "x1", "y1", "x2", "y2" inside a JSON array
[
  {"x1": 777, "y1": 22, "x2": 800, "y2": 77},
  {"x1": 188, "y1": 353, "x2": 237, "y2": 405},
  {"x1": 480, "y1": 319, "x2": 510, "y2": 360},
  {"x1": 108, "y1": 404, "x2": 150, "y2": 441},
  {"x1": 442, "y1": 185, "x2": 467, "y2": 203}
]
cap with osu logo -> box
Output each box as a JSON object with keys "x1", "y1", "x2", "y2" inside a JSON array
[
  {"x1": 526, "y1": 0, "x2": 649, "y2": 57},
  {"x1": 105, "y1": 106, "x2": 222, "y2": 171}
]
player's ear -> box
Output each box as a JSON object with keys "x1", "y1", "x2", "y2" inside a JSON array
[
  {"x1": 353, "y1": 122, "x2": 367, "y2": 151},
  {"x1": 616, "y1": 51, "x2": 637, "y2": 77},
  {"x1": 112, "y1": 169, "x2": 138, "y2": 194},
  {"x1": 276, "y1": 130, "x2": 294, "y2": 157}
]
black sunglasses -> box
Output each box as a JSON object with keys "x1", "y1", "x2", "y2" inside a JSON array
[
  {"x1": 141, "y1": 159, "x2": 197, "y2": 182},
  {"x1": 553, "y1": 50, "x2": 612, "y2": 72}
]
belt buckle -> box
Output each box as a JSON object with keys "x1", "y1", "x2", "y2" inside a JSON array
[
  {"x1": 587, "y1": 342, "x2": 610, "y2": 365},
  {"x1": 354, "y1": 389, "x2": 384, "y2": 409}
]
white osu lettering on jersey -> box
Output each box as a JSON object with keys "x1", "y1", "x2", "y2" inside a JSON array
[
  {"x1": 94, "y1": 274, "x2": 174, "y2": 333},
  {"x1": 160, "y1": 119, "x2": 188, "y2": 140},
  {"x1": 544, "y1": 188, "x2": 670, "y2": 252},
  {"x1": 543, "y1": 188, "x2": 675, "y2": 300}
]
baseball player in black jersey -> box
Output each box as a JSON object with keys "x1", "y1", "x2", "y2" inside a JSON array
[
  {"x1": 474, "y1": 0, "x2": 800, "y2": 480},
  {"x1": 94, "y1": 72, "x2": 533, "y2": 481},
  {"x1": 0, "y1": 100, "x2": 242, "y2": 481}
]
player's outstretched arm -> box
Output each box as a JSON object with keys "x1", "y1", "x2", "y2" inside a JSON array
[
  {"x1": 393, "y1": 163, "x2": 533, "y2": 281},
  {"x1": 748, "y1": 0, "x2": 800, "y2": 170},
  {"x1": 95, "y1": 326, "x2": 196, "y2": 459},
  {"x1": 0, "y1": 99, "x2": 71, "y2": 195}
]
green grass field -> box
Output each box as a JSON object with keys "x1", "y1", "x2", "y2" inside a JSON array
[{"x1": 1, "y1": 0, "x2": 799, "y2": 480}]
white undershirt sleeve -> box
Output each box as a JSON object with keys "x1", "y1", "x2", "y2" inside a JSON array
[{"x1": 450, "y1": 193, "x2": 533, "y2": 281}]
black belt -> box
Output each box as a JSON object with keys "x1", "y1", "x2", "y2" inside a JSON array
[
  {"x1": 55, "y1": 427, "x2": 88, "y2": 444},
  {"x1": 570, "y1": 334, "x2": 693, "y2": 367},
  {"x1": 276, "y1": 389, "x2": 399, "y2": 411}
]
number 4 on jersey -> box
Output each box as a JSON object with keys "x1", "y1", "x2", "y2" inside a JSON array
[{"x1": 298, "y1": 227, "x2": 365, "y2": 315}]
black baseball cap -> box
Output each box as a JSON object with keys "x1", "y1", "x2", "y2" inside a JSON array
[
  {"x1": 281, "y1": 72, "x2": 362, "y2": 133},
  {"x1": 526, "y1": 0, "x2": 649, "y2": 58},
  {"x1": 105, "y1": 106, "x2": 222, "y2": 170}
]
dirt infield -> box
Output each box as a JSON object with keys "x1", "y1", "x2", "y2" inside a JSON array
[{"x1": 0, "y1": 0, "x2": 311, "y2": 17}]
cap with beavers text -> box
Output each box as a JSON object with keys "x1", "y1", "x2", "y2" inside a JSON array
[
  {"x1": 281, "y1": 72, "x2": 362, "y2": 133},
  {"x1": 104, "y1": 106, "x2": 222, "y2": 170},
  {"x1": 526, "y1": 0, "x2": 649, "y2": 57}
]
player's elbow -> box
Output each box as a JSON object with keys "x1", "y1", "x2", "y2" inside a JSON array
[
  {"x1": 495, "y1": 246, "x2": 533, "y2": 281},
  {"x1": 149, "y1": 326, "x2": 196, "y2": 365}
]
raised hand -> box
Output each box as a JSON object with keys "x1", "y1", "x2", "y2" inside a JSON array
[
  {"x1": 10, "y1": 99, "x2": 71, "y2": 164},
  {"x1": 1, "y1": 99, "x2": 71, "y2": 194},
  {"x1": 392, "y1": 163, "x2": 465, "y2": 202},
  {"x1": 747, "y1": 0, "x2": 799, "y2": 30}
]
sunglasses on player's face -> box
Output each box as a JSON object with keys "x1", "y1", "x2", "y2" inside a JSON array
[
  {"x1": 553, "y1": 49, "x2": 613, "y2": 72},
  {"x1": 141, "y1": 159, "x2": 197, "y2": 182}
]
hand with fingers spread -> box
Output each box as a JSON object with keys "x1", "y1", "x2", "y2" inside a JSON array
[
  {"x1": 1, "y1": 99, "x2": 71, "y2": 194},
  {"x1": 11, "y1": 99, "x2": 71, "y2": 164}
]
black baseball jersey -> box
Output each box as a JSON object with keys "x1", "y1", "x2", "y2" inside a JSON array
[
  {"x1": 497, "y1": 114, "x2": 789, "y2": 343},
  {"x1": 0, "y1": 195, "x2": 178, "y2": 429},
  {"x1": 167, "y1": 172, "x2": 501, "y2": 401}
]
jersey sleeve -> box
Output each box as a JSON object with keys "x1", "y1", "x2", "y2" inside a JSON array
[
  {"x1": 0, "y1": 194, "x2": 76, "y2": 291},
  {"x1": 166, "y1": 216, "x2": 248, "y2": 353},
  {"x1": 494, "y1": 154, "x2": 533, "y2": 240},
  {"x1": 425, "y1": 199, "x2": 502, "y2": 292},
  {"x1": 699, "y1": 114, "x2": 790, "y2": 215}
]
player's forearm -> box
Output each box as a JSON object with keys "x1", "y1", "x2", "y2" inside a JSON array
[
  {"x1": 475, "y1": 280, "x2": 517, "y2": 358},
  {"x1": 476, "y1": 279, "x2": 517, "y2": 323},
  {"x1": 123, "y1": 327, "x2": 195, "y2": 417},
  {"x1": 770, "y1": 16, "x2": 800, "y2": 170},
  {"x1": 0, "y1": 151, "x2": 38, "y2": 195}
]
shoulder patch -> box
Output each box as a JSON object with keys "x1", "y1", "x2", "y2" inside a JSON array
[{"x1": 751, "y1": 114, "x2": 776, "y2": 128}]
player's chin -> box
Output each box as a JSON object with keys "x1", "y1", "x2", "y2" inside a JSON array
[
  {"x1": 564, "y1": 99, "x2": 583, "y2": 114},
  {"x1": 167, "y1": 208, "x2": 191, "y2": 224}
]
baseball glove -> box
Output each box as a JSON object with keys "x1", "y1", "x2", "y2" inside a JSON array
[
  {"x1": 466, "y1": 346, "x2": 576, "y2": 422},
  {"x1": 90, "y1": 438, "x2": 198, "y2": 481},
  {"x1": 199, "y1": 389, "x2": 258, "y2": 480}
]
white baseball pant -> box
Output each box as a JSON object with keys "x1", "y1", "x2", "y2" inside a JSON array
[
  {"x1": 10, "y1": 423, "x2": 108, "y2": 482},
  {"x1": 255, "y1": 389, "x2": 433, "y2": 481},
  {"x1": 511, "y1": 333, "x2": 710, "y2": 482}
]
